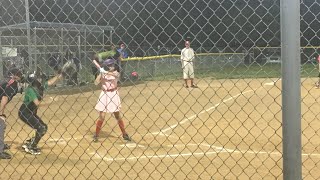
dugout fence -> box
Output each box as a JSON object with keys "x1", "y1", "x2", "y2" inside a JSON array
[{"x1": 0, "y1": 21, "x2": 114, "y2": 83}]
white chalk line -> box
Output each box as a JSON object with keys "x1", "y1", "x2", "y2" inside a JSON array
[
  {"x1": 119, "y1": 81, "x2": 315, "y2": 162},
  {"x1": 46, "y1": 82, "x2": 274, "y2": 161},
  {"x1": 47, "y1": 137, "x2": 79, "y2": 142},
  {"x1": 90, "y1": 142, "x2": 320, "y2": 162},
  {"x1": 153, "y1": 81, "x2": 278, "y2": 136},
  {"x1": 87, "y1": 82, "x2": 270, "y2": 161},
  {"x1": 47, "y1": 80, "x2": 320, "y2": 162},
  {"x1": 151, "y1": 89, "x2": 254, "y2": 136}
]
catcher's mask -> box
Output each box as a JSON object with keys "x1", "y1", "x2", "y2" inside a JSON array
[
  {"x1": 102, "y1": 58, "x2": 115, "y2": 71},
  {"x1": 26, "y1": 72, "x2": 46, "y2": 88}
]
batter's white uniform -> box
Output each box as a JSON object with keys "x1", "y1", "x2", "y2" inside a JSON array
[
  {"x1": 181, "y1": 47, "x2": 195, "y2": 79},
  {"x1": 95, "y1": 71, "x2": 121, "y2": 113}
]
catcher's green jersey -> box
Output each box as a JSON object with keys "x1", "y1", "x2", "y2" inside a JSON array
[{"x1": 23, "y1": 81, "x2": 48, "y2": 105}]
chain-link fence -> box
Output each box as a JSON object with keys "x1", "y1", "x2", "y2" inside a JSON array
[{"x1": 0, "y1": 0, "x2": 319, "y2": 179}]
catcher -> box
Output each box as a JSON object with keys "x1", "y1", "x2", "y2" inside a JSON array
[
  {"x1": 20, "y1": 62, "x2": 74, "y2": 155},
  {"x1": 93, "y1": 58, "x2": 131, "y2": 142}
]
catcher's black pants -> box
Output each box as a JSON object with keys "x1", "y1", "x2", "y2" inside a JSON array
[{"x1": 18, "y1": 104, "x2": 48, "y2": 147}]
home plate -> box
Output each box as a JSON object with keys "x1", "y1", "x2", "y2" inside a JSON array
[
  {"x1": 264, "y1": 82, "x2": 275, "y2": 86},
  {"x1": 120, "y1": 143, "x2": 145, "y2": 148}
]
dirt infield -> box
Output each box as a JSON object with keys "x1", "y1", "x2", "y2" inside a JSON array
[{"x1": 1, "y1": 78, "x2": 320, "y2": 180}]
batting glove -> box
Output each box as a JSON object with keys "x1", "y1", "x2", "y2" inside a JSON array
[{"x1": 99, "y1": 67, "x2": 107, "y2": 73}]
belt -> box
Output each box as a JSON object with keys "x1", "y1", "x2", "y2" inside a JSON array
[
  {"x1": 183, "y1": 60, "x2": 193, "y2": 62},
  {"x1": 103, "y1": 88, "x2": 117, "y2": 92}
]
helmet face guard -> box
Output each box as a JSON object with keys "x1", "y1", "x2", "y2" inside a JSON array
[{"x1": 27, "y1": 72, "x2": 45, "y2": 87}]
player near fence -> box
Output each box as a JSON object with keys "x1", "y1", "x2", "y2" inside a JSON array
[
  {"x1": 93, "y1": 58, "x2": 131, "y2": 142},
  {"x1": 0, "y1": 68, "x2": 23, "y2": 159},
  {"x1": 117, "y1": 42, "x2": 128, "y2": 81},
  {"x1": 181, "y1": 40, "x2": 198, "y2": 88}
]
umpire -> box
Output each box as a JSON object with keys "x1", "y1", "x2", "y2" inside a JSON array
[{"x1": 0, "y1": 68, "x2": 23, "y2": 159}]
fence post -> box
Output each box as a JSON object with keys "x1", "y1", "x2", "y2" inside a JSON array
[
  {"x1": 24, "y1": 0, "x2": 32, "y2": 71},
  {"x1": 0, "y1": 32, "x2": 3, "y2": 79},
  {"x1": 281, "y1": 0, "x2": 302, "y2": 179}
]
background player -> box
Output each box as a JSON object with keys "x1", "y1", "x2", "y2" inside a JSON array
[
  {"x1": 117, "y1": 42, "x2": 128, "y2": 82},
  {"x1": 93, "y1": 58, "x2": 131, "y2": 142},
  {"x1": 181, "y1": 40, "x2": 198, "y2": 88}
]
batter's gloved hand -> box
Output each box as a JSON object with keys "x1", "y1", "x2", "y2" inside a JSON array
[{"x1": 99, "y1": 67, "x2": 107, "y2": 74}]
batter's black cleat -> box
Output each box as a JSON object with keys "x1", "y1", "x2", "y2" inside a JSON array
[
  {"x1": 22, "y1": 138, "x2": 34, "y2": 149},
  {"x1": 191, "y1": 84, "x2": 198, "y2": 88},
  {"x1": 4, "y1": 144, "x2": 10, "y2": 150},
  {"x1": 0, "y1": 152, "x2": 12, "y2": 159},
  {"x1": 123, "y1": 134, "x2": 132, "y2": 141},
  {"x1": 24, "y1": 145, "x2": 41, "y2": 155}
]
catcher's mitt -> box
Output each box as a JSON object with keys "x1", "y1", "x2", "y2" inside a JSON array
[{"x1": 60, "y1": 60, "x2": 77, "y2": 77}]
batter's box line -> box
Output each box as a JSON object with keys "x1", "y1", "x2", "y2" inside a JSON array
[
  {"x1": 150, "y1": 89, "x2": 255, "y2": 136},
  {"x1": 150, "y1": 80, "x2": 277, "y2": 137},
  {"x1": 90, "y1": 142, "x2": 320, "y2": 162},
  {"x1": 47, "y1": 82, "x2": 273, "y2": 143}
]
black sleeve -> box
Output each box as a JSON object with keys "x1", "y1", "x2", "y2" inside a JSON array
[{"x1": 3, "y1": 82, "x2": 18, "y2": 101}]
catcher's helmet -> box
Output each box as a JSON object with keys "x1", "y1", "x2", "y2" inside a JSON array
[
  {"x1": 26, "y1": 72, "x2": 46, "y2": 85},
  {"x1": 26, "y1": 72, "x2": 39, "y2": 84}
]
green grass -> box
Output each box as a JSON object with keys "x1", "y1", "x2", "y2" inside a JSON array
[
  {"x1": 46, "y1": 62, "x2": 318, "y2": 94},
  {"x1": 143, "y1": 63, "x2": 318, "y2": 81}
]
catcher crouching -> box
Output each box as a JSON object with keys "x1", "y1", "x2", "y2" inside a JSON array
[{"x1": 19, "y1": 71, "x2": 63, "y2": 155}]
